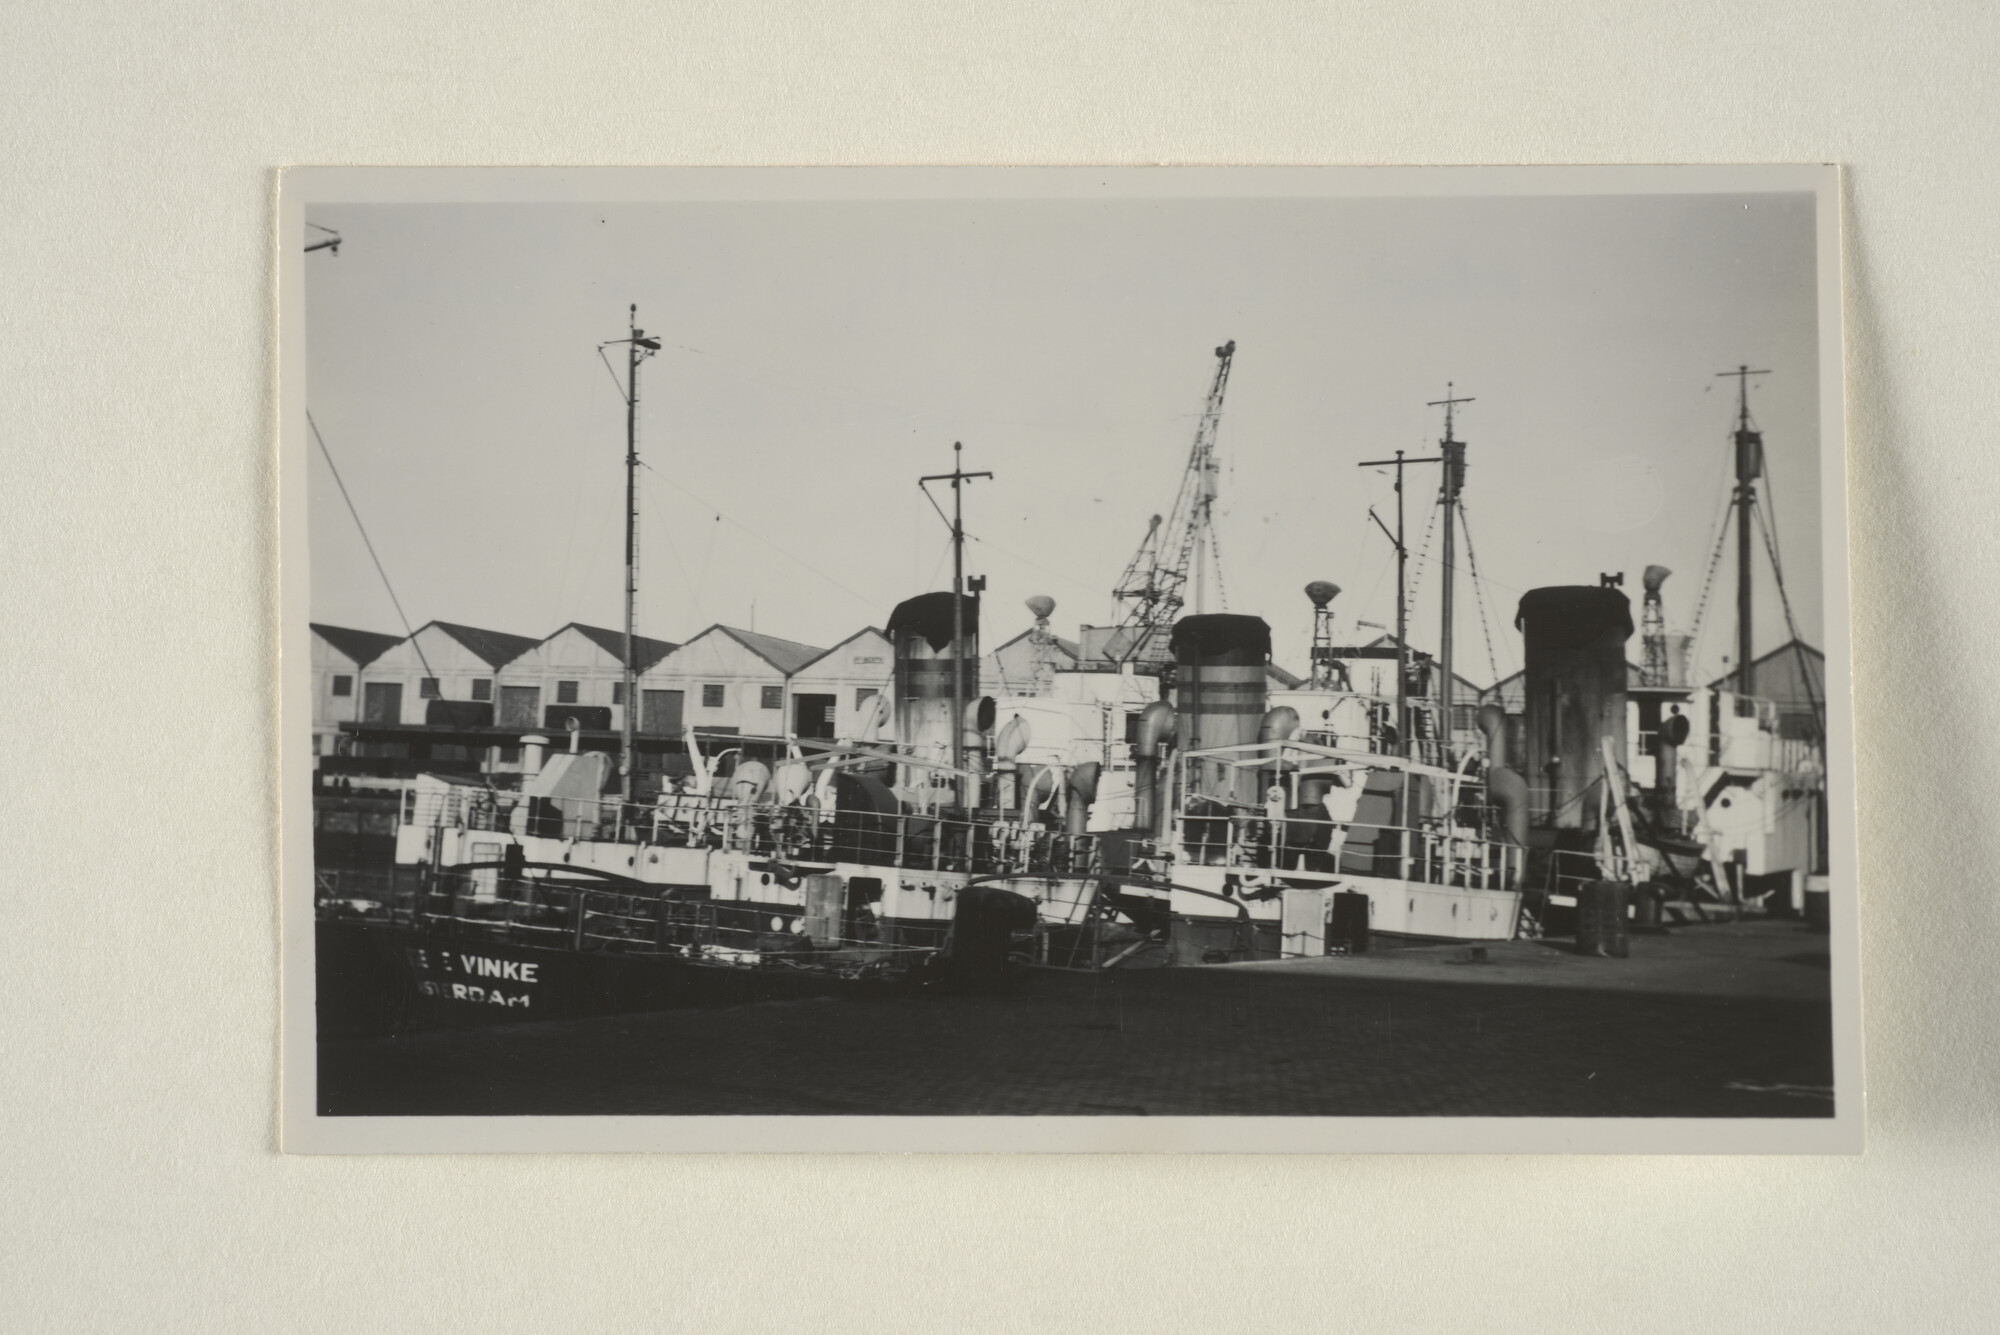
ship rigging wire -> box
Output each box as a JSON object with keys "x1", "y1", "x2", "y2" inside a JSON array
[
  {"x1": 596, "y1": 345, "x2": 632, "y2": 406},
  {"x1": 639, "y1": 476, "x2": 706, "y2": 623},
  {"x1": 1685, "y1": 486, "x2": 1737, "y2": 679},
  {"x1": 1752, "y1": 501, "x2": 1826, "y2": 743},
  {"x1": 1456, "y1": 499, "x2": 1509, "y2": 687},
  {"x1": 962, "y1": 530, "x2": 1110, "y2": 602},
  {"x1": 307, "y1": 409, "x2": 441, "y2": 686},
  {"x1": 653, "y1": 339, "x2": 1198, "y2": 437},
  {"x1": 1403, "y1": 496, "x2": 1443, "y2": 613},
  {"x1": 1747, "y1": 446, "x2": 1825, "y2": 741},
  {"x1": 548, "y1": 444, "x2": 595, "y2": 630},
  {"x1": 650, "y1": 471, "x2": 878, "y2": 611}
]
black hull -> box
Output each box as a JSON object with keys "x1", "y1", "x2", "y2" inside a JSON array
[{"x1": 315, "y1": 919, "x2": 914, "y2": 1039}]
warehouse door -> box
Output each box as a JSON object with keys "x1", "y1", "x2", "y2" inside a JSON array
[
  {"x1": 793, "y1": 693, "x2": 836, "y2": 740},
  {"x1": 643, "y1": 689, "x2": 684, "y2": 736},
  {"x1": 362, "y1": 681, "x2": 402, "y2": 724},
  {"x1": 498, "y1": 685, "x2": 539, "y2": 729}
]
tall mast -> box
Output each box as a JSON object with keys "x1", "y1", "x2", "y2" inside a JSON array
[
  {"x1": 606, "y1": 307, "x2": 661, "y2": 804},
  {"x1": 1395, "y1": 456, "x2": 1408, "y2": 754},
  {"x1": 919, "y1": 443, "x2": 992, "y2": 802},
  {"x1": 1718, "y1": 364, "x2": 1768, "y2": 697},
  {"x1": 622, "y1": 306, "x2": 640, "y2": 803},
  {"x1": 1361, "y1": 434, "x2": 1449, "y2": 757},
  {"x1": 951, "y1": 445, "x2": 965, "y2": 782},
  {"x1": 1358, "y1": 451, "x2": 1414, "y2": 756},
  {"x1": 1429, "y1": 383, "x2": 1474, "y2": 761}
]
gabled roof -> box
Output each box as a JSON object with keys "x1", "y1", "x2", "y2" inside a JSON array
[
  {"x1": 673, "y1": 624, "x2": 828, "y2": 676},
  {"x1": 790, "y1": 626, "x2": 890, "y2": 675},
  {"x1": 558, "y1": 622, "x2": 680, "y2": 673},
  {"x1": 425, "y1": 621, "x2": 541, "y2": 669},
  {"x1": 310, "y1": 623, "x2": 403, "y2": 668},
  {"x1": 1761, "y1": 639, "x2": 1825, "y2": 665},
  {"x1": 1706, "y1": 639, "x2": 1825, "y2": 692},
  {"x1": 989, "y1": 626, "x2": 1083, "y2": 660}
]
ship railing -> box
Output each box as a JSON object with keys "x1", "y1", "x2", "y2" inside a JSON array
[
  {"x1": 1173, "y1": 809, "x2": 1523, "y2": 892},
  {"x1": 1295, "y1": 728, "x2": 1398, "y2": 758},
  {"x1": 466, "y1": 789, "x2": 1105, "y2": 881},
  {"x1": 398, "y1": 869, "x2": 939, "y2": 964}
]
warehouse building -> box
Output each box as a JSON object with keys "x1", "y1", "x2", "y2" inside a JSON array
[
  {"x1": 494, "y1": 622, "x2": 678, "y2": 735},
  {"x1": 636, "y1": 624, "x2": 828, "y2": 741},
  {"x1": 786, "y1": 628, "x2": 896, "y2": 740},
  {"x1": 309, "y1": 623, "x2": 403, "y2": 757}
]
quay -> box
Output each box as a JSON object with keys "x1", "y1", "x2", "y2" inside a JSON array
[{"x1": 318, "y1": 918, "x2": 1832, "y2": 1119}]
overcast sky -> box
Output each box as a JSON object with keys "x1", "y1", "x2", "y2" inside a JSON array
[{"x1": 304, "y1": 189, "x2": 1823, "y2": 687}]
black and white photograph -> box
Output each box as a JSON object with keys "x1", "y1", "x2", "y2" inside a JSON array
[{"x1": 280, "y1": 166, "x2": 1857, "y2": 1152}]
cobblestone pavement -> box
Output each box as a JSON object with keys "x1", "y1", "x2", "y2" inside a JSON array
[{"x1": 319, "y1": 921, "x2": 1835, "y2": 1118}]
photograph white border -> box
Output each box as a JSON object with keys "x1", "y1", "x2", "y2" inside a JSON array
[{"x1": 278, "y1": 164, "x2": 1859, "y2": 1154}]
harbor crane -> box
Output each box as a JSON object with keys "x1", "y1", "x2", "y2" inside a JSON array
[{"x1": 1105, "y1": 340, "x2": 1236, "y2": 664}]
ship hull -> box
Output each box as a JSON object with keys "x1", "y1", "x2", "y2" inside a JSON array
[{"x1": 314, "y1": 918, "x2": 915, "y2": 1039}]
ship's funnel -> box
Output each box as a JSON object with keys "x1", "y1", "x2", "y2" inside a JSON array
[
  {"x1": 886, "y1": 590, "x2": 980, "y2": 793},
  {"x1": 1515, "y1": 586, "x2": 1633, "y2": 830},
  {"x1": 1172, "y1": 613, "x2": 1272, "y2": 807}
]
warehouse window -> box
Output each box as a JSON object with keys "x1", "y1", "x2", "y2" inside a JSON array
[
  {"x1": 419, "y1": 677, "x2": 440, "y2": 699},
  {"x1": 760, "y1": 685, "x2": 783, "y2": 709},
  {"x1": 612, "y1": 683, "x2": 626, "y2": 705},
  {"x1": 331, "y1": 675, "x2": 352, "y2": 697},
  {"x1": 702, "y1": 684, "x2": 726, "y2": 709},
  {"x1": 557, "y1": 680, "x2": 579, "y2": 704},
  {"x1": 856, "y1": 687, "x2": 879, "y2": 712},
  {"x1": 470, "y1": 679, "x2": 492, "y2": 701}
]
